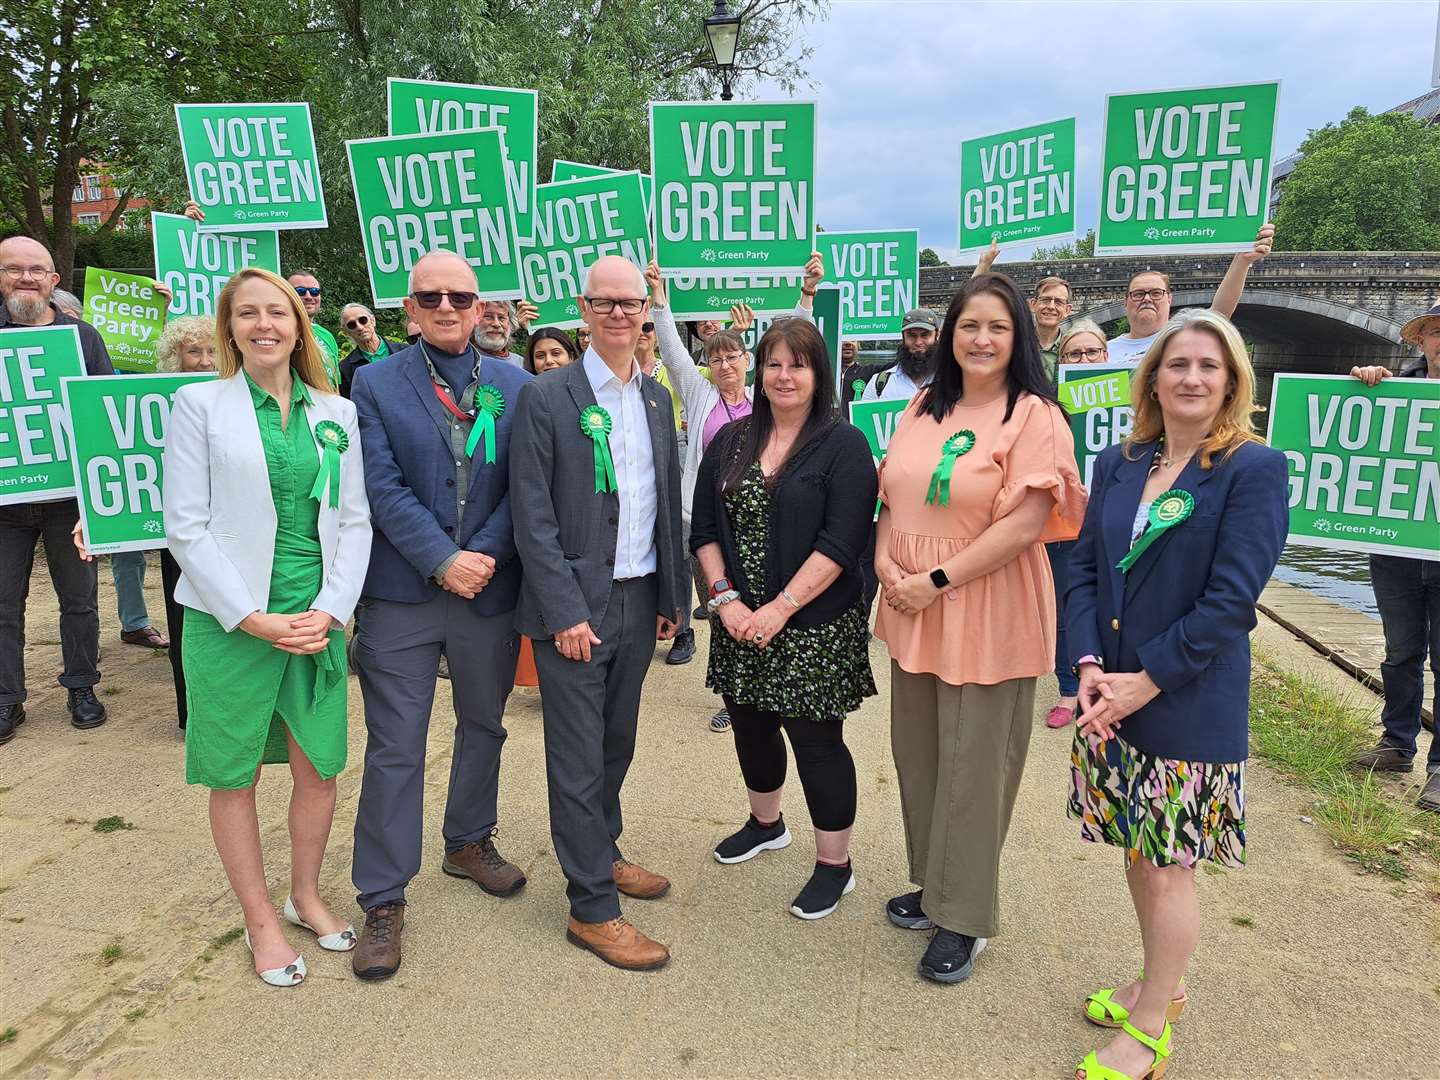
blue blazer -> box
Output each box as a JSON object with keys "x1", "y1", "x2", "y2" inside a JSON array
[
  {"x1": 1066, "y1": 438, "x2": 1289, "y2": 763},
  {"x1": 351, "y1": 344, "x2": 533, "y2": 612}
]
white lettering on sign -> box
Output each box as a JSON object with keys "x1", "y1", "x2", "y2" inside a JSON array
[
  {"x1": 165, "y1": 230, "x2": 262, "y2": 316},
  {"x1": 407, "y1": 100, "x2": 530, "y2": 220},
  {"x1": 85, "y1": 456, "x2": 161, "y2": 516},
  {"x1": 661, "y1": 119, "x2": 806, "y2": 245},
  {"x1": 193, "y1": 114, "x2": 316, "y2": 208},
  {"x1": 963, "y1": 131, "x2": 1071, "y2": 231},
  {"x1": 88, "y1": 275, "x2": 162, "y2": 342}
]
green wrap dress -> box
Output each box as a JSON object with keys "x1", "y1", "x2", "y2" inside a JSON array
[{"x1": 182, "y1": 374, "x2": 347, "y2": 789}]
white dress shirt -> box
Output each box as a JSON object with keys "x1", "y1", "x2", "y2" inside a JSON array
[
  {"x1": 861, "y1": 363, "x2": 931, "y2": 402},
  {"x1": 583, "y1": 347, "x2": 658, "y2": 580}
]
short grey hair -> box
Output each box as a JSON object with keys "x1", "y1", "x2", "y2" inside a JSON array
[
  {"x1": 483, "y1": 299, "x2": 517, "y2": 329},
  {"x1": 52, "y1": 288, "x2": 83, "y2": 318},
  {"x1": 407, "y1": 249, "x2": 477, "y2": 294},
  {"x1": 1056, "y1": 319, "x2": 1109, "y2": 360},
  {"x1": 340, "y1": 302, "x2": 373, "y2": 322}
]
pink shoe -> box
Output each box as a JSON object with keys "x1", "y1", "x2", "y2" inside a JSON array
[{"x1": 1045, "y1": 705, "x2": 1074, "y2": 729}]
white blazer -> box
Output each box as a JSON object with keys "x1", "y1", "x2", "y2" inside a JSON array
[{"x1": 163, "y1": 373, "x2": 373, "y2": 632}]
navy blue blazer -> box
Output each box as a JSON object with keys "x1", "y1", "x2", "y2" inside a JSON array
[
  {"x1": 351, "y1": 343, "x2": 533, "y2": 612},
  {"x1": 1065, "y1": 438, "x2": 1289, "y2": 763}
]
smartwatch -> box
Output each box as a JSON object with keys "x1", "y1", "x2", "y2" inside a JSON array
[
  {"x1": 708, "y1": 577, "x2": 733, "y2": 598},
  {"x1": 929, "y1": 567, "x2": 950, "y2": 590}
]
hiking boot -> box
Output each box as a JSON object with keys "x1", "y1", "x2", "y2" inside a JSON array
[
  {"x1": 566, "y1": 916, "x2": 669, "y2": 971},
  {"x1": 442, "y1": 834, "x2": 526, "y2": 896},
  {"x1": 67, "y1": 688, "x2": 107, "y2": 729},
  {"x1": 918, "y1": 928, "x2": 987, "y2": 984},
  {"x1": 1351, "y1": 743, "x2": 1415, "y2": 773},
  {"x1": 886, "y1": 889, "x2": 934, "y2": 930},
  {"x1": 713, "y1": 814, "x2": 791, "y2": 864},
  {"x1": 352, "y1": 903, "x2": 404, "y2": 981}
]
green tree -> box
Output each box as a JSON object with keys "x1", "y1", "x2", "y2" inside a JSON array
[
  {"x1": 1031, "y1": 229, "x2": 1095, "y2": 261},
  {"x1": 1273, "y1": 107, "x2": 1440, "y2": 251},
  {"x1": 919, "y1": 247, "x2": 947, "y2": 267}
]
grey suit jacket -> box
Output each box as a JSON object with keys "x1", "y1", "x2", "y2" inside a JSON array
[{"x1": 510, "y1": 358, "x2": 685, "y2": 639}]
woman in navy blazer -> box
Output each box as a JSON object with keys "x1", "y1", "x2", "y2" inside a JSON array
[{"x1": 1066, "y1": 310, "x2": 1289, "y2": 1080}]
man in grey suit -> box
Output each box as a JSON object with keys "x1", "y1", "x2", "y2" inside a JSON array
[
  {"x1": 511, "y1": 255, "x2": 685, "y2": 971},
  {"x1": 349, "y1": 250, "x2": 534, "y2": 981}
]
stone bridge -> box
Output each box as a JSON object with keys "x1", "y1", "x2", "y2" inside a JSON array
[{"x1": 920, "y1": 252, "x2": 1439, "y2": 385}]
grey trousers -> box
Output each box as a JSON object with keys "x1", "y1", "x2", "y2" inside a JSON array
[
  {"x1": 352, "y1": 592, "x2": 518, "y2": 911},
  {"x1": 532, "y1": 574, "x2": 658, "y2": 923}
]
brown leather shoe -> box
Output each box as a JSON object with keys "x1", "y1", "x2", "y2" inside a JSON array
[
  {"x1": 1351, "y1": 743, "x2": 1415, "y2": 773},
  {"x1": 442, "y1": 835, "x2": 526, "y2": 896},
  {"x1": 566, "y1": 916, "x2": 669, "y2": 971},
  {"x1": 353, "y1": 903, "x2": 404, "y2": 980},
  {"x1": 120, "y1": 625, "x2": 169, "y2": 648},
  {"x1": 612, "y1": 858, "x2": 670, "y2": 899},
  {"x1": 1419, "y1": 770, "x2": 1440, "y2": 814}
]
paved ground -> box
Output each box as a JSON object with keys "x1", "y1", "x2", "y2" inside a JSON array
[{"x1": 1, "y1": 555, "x2": 1437, "y2": 1079}]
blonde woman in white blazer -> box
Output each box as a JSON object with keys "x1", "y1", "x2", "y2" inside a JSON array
[{"x1": 164, "y1": 267, "x2": 371, "y2": 987}]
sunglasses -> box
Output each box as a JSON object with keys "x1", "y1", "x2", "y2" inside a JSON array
[
  {"x1": 411, "y1": 290, "x2": 479, "y2": 309},
  {"x1": 293, "y1": 286, "x2": 321, "y2": 297},
  {"x1": 641, "y1": 322, "x2": 655, "y2": 333},
  {"x1": 344, "y1": 314, "x2": 370, "y2": 329}
]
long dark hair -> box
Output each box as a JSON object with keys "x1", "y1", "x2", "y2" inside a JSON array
[
  {"x1": 719, "y1": 317, "x2": 837, "y2": 493},
  {"x1": 525, "y1": 326, "x2": 579, "y2": 373},
  {"x1": 915, "y1": 272, "x2": 1059, "y2": 424}
]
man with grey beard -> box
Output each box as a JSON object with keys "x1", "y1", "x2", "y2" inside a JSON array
[
  {"x1": 472, "y1": 300, "x2": 535, "y2": 368},
  {"x1": 0, "y1": 235, "x2": 114, "y2": 744}
]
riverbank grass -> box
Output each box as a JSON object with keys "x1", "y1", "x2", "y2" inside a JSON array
[{"x1": 1250, "y1": 650, "x2": 1440, "y2": 881}]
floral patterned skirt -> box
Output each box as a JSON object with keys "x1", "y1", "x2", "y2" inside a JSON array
[{"x1": 1067, "y1": 727, "x2": 1246, "y2": 869}]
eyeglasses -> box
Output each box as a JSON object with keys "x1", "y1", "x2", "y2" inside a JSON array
[
  {"x1": 1127, "y1": 288, "x2": 1170, "y2": 302},
  {"x1": 709, "y1": 351, "x2": 746, "y2": 368},
  {"x1": 1061, "y1": 347, "x2": 1107, "y2": 362},
  {"x1": 411, "y1": 290, "x2": 478, "y2": 309},
  {"x1": 1, "y1": 265, "x2": 53, "y2": 280},
  {"x1": 344, "y1": 314, "x2": 370, "y2": 329},
  {"x1": 1034, "y1": 297, "x2": 1070, "y2": 309},
  {"x1": 584, "y1": 297, "x2": 646, "y2": 315},
  {"x1": 641, "y1": 322, "x2": 655, "y2": 333},
  {"x1": 293, "y1": 286, "x2": 322, "y2": 297}
]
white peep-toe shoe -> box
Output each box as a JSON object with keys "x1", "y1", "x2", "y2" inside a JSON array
[
  {"x1": 244, "y1": 930, "x2": 306, "y2": 987},
  {"x1": 282, "y1": 896, "x2": 358, "y2": 952}
]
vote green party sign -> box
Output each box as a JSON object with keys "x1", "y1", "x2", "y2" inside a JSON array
[
  {"x1": 151, "y1": 212, "x2": 281, "y2": 318},
  {"x1": 959, "y1": 118, "x2": 1075, "y2": 253},
  {"x1": 822, "y1": 229, "x2": 920, "y2": 340},
  {"x1": 347, "y1": 127, "x2": 522, "y2": 308},
  {"x1": 1268, "y1": 374, "x2": 1440, "y2": 560},
  {"x1": 388, "y1": 79, "x2": 539, "y2": 244},
  {"x1": 552, "y1": 160, "x2": 654, "y2": 219},
  {"x1": 667, "y1": 271, "x2": 804, "y2": 321},
  {"x1": 1059, "y1": 363, "x2": 1137, "y2": 489},
  {"x1": 650, "y1": 100, "x2": 816, "y2": 274},
  {"x1": 0, "y1": 326, "x2": 84, "y2": 506},
  {"x1": 82, "y1": 268, "x2": 166, "y2": 373},
  {"x1": 62, "y1": 373, "x2": 216, "y2": 554},
  {"x1": 175, "y1": 103, "x2": 327, "y2": 232},
  {"x1": 520, "y1": 172, "x2": 651, "y2": 329},
  {"x1": 1098, "y1": 81, "x2": 1280, "y2": 255}
]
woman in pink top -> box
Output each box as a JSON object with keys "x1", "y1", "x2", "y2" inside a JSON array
[{"x1": 874, "y1": 273, "x2": 1085, "y2": 984}]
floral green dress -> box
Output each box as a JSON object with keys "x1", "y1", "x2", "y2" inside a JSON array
[{"x1": 706, "y1": 463, "x2": 875, "y2": 721}]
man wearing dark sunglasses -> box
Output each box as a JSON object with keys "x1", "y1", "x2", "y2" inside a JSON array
[
  {"x1": 347, "y1": 249, "x2": 534, "y2": 982},
  {"x1": 287, "y1": 270, "x2": 342, "y2": 386},
  {"x1": 337, "y1": 302, "x2": 405, "y2": 399}
]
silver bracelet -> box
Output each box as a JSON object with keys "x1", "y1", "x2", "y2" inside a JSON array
[
  {"x1": 706, "y1": 589, "x2": 741, "y2": 612},
  {"x1": 781, "y1": 588, "x2": 801, "y2": 610}
]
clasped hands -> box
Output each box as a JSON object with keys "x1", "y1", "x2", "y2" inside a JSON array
[
  {"x1": 440, "y1": 551, "x2": 496, "y2": 599},
  {"x1": 875, "y1": 554, "x2": 943, "y2": 616},
  {"x1": 716, "y1": 597, "x2": 789, "y2": 650},
  {"x1": 240, "y1": 610, "x2": 334, "y2": 655},
  {"x1": 1075, "y1": 663, "x2": 1161, "y2": 739}
]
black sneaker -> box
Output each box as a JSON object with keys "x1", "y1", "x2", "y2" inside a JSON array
[
  {"x1": 67, "y1": 688, "x2": 107, "y2": 730},
  {"x1": 0, "y1": 703, "x2": 24, "y2": 745},
  {"x1": 790, "y1": 860, "x2": 856, "y2": 920},
  {"x1": 692, "y1": 604, "x2": 707, "y2": 621},
  {"x1": 918, "y1": 928, "x2": 987, "y2": 983},
  {"x1": 665, "y1": 628, "x2": 695, "y2": 665},
  {"x1": 714, "y1": 814, "x2": 791, "y2": 864},
  {"x1": 886, "y1": 889, "x2": 934, "y2": 930}
]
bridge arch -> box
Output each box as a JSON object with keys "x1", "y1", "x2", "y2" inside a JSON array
[{"x1": 1079, "y1": 291, "x2": 1406, "y2": 348}]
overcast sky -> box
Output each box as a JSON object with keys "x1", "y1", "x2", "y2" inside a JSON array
[{"x1": 754, "y1": 0, "x2": 1439, "y2": 262}]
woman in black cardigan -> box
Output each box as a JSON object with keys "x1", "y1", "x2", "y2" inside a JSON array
[{"x1": 691, "y1": 317, "x2": 878, "y2": 921}]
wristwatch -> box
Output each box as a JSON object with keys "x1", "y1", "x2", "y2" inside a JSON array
[
  {"x1": 929, "y1": 567, "x2": 950, "y2": 589},
  {"x1": 708, "y1": 577, "x2": 733, "y2": 598}
]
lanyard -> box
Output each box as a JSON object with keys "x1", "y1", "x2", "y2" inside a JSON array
[{"x1": 420, "y1": 341, "x2": 480, "y2": 418}]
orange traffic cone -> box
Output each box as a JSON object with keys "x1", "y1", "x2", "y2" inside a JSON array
[{"x1": 514, "y1": 634, "x2": 539, "y2": 687}]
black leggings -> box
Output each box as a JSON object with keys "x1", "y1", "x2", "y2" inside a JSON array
[{"x1": 724, "y1": 698, "x2": 857, "y2": 831}]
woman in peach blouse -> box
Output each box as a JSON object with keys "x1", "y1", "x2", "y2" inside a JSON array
[{"x1": 874, "y1": 273, "x2": 1084, "y2": 984}]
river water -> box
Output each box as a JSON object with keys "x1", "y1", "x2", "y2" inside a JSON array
[{"x1": 1273, "y1": 545, "x2": 1379, "y2": 618}]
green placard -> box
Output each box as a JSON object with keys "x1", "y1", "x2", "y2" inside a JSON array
[
  {"x1": 151, "y1": 212, "x2": 281, "y2": 318},
  {"x1": 347, "y1": 127, "x2": 523, "y2": 308},
  {"x1": 174, "y1": 103, "x2": 327, "y2": 232},
  {"x1": 82, "y1": 268, "x2": 166, "y2": 373},
  {"x1": 62, "y1": 373, "x2": 216, "y2": 553},
  {"x1": 1059, "y1": 363, "x2": 1137, "y2": 488},
  {"x1": 520, "y1": 172, "x2": 650, "y2": 329},
  {"x1": 822, "y1": 229, "x2": 920, "y2": 340},
  {"x1": 735, "y1": 287, "x2": 840, "y2": 395},
  {"x1": 959, "y1": 118, "x2": 1076, "y2": 254},
  {"x1": 848, "y1": 398, "x2": 910, "y2": 468},
  {"x1": 1097, "y1": 82, "x2": 1280, "y2": 255},
  {"x1": 0, "y1": 325, "x2": 85, "y2": 506},
  {"x1": 666, "y1": 270, "x2": 804, "y2": 321},
  {"x1": 1268, "y1": 374, "x2": 1440, "y2": 561},
  {"x1": 387, "y1": 78, "x2": 538, "y2": 244},
  {"x1": 552, "y1": 160, "x2": 654, "y2": 219},
  {"x1": 650, "y1": 100, "x2": 816, "y2": 274}
]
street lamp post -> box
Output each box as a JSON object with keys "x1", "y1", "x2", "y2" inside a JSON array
[{"x1": 703, "y1": 0, "x2": 743, "y2": 101}]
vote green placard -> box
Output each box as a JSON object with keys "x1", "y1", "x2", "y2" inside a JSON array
[
  {"x1": 62, "y1": 373, "x2": 216, "y2": 553},
  {"x1": 520, "y1": 172, "x2": 650, "y2": 329},
  {"x1": 82, "y1": 268, "x2": 166, "y2": 373},
  {"x1": 552, "y1": 160, "x2": 654, "y2": 219},
  {"x1": 666, "y1": 271, "x2": 804, "y2": 321},
  {"x1": 387, "y1": 78, "x2": 539, "y2": 244},
  {"x1": 174, "y1": 103, "x2": 327, "y2": 232},
  {"x1": 1268, "y1": 374, "x2": 1440, "y2": 561},
  {"x1": 650, "y1": 100, "x2": 816, "y2": 274},
  {"x1": 849, "y1": 397, "x2": 910, "y2": 468},
  {"x1": 151, "y1": 212, "x2": 281, "y2": 318},
  {"x1": 347, "y1": 127, "x2": 522, "y2": 308},
  {"x1": 0, "y1": 326, "x2": 84, "y2": 506},
  {"x1": 959, "y1": 118, "x2": 1076, "y2": 254},
  {"x1": 1097, "y1": 81, "x2": 1280, "y2": 255},
  {"x1": 822, "y1": 229, "x2": 920, "y2": 340},
  {"x1": 1059, "y1": 363, "x2": 1137, "y2": 488}
]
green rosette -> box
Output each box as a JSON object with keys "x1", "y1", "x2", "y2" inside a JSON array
[
  {"x1": 466, "y1": 384, "x2": 505, "y2": 463},
  {"x1": 924, "y1": 429, "x2": 977, "y2": 507},
  {"x1": 850, "y1": 378, "x2": 866, "y2": 402},
  {"x1": 1117, "y1": 489, "x2": 1195, "y2": 573},
  {"x1": 579, "y1": 404, "x2": 618, "y2": 494},
  {"x1": 309, "y1": 419, "x2": 349, "y2": 509}
]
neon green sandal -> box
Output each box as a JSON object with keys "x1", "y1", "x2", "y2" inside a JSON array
[
  {"x1": 1084, "y1": 981, "x2": 1187, "y2": 1028},
  {"x1": 1074, "y1": 1019, "x2": 1173, "y2": 1079}
]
